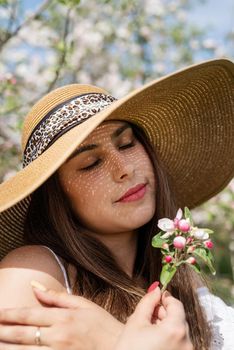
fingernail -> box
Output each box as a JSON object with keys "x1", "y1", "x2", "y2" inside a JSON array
[
  {"x1": 31, "y1": 280, "x2": 47, "y2": 292},
  {"x1": 163, "y1": 290, "x2": 171, "y2": 297},
  {"x1": 147, "y1": 281, "x2": 159, "y2": 293}
]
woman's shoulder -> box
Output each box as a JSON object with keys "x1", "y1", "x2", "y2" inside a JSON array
[
  {"x1": 197, "y1": 287, "x2": 234, "y2": 350},
  {"x1": 1, "y1": 245, "x2": 62, "y2": 273},
  {"x1": 1, "y1": 244, "x2": 51, "y2": 260},
  {"x1": 0, "y1": 245, "x2": 69, "y2": 307}
]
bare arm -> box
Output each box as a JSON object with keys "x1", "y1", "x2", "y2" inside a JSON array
[
  {"x1": 0, "y1": 286, "x2": 192, "y2": 350},
  {"x1": 0, "y1": 245, "x2": 68, "y2": 308}
]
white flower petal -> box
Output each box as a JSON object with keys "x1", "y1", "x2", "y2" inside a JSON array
[
  {"x1": 158, "y1": 218, "x2": 175, "y2": 232},
  {"x1": 175, "y1": 208, "x2": 183, "y2": 220},
  {"x1": 202, "y1": 233, "x2": 209, "y2": 240},
  {"x1": 161, "y1": 231, "x2": 174, "y2": 239},
  {"x1": 192, "y1": 229, "x2": 209, "y2": 240}
]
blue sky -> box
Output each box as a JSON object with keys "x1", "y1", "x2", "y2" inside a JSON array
[{"x1": 188, "y1": 0, "x2": 234, "y2": 38}]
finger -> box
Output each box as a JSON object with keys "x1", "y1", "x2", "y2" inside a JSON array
[
  {"x1": 0, "y1": 342, "x2": 49, "y2": 349},
  {"x1": 32, "y1": 287, "x2": 92, "y2": 309},
  {"x1": 0, "y1": 325, "x2": 51, "y2": 346},
  {"x1": 130, "y1": 287, "x2": 161, "y2": 325},
  {"x1": 157, "y1": 304, "x2": 167, "y2": 320},
  {"x1": 0, "y1": 307, "x2": 70, "y2": 326},
  {"x1": 161, "y1": 291, "x2": 186, "y2": 324},
  {"x1": 152, "y1": 304, "x2": 167, "y2": 322}
]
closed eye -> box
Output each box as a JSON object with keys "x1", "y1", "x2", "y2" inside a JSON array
[
  {"x1": 80, "y1": 159, "x2": 102, "y2": 171},
  {"x1": 80, "y1": 141, "x2": 136, "y2": 171},
  {"x1": 119, "y1": 141, "x2": 135, "y2": 150}
]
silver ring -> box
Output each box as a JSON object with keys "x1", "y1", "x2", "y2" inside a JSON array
[{"x1": 35, "y1": 327, "x2": 42, "y2": 346}]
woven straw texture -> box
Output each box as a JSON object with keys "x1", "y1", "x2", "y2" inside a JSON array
[{"x1": 0, "y1": 59, "x2": 233, "y2": 260}]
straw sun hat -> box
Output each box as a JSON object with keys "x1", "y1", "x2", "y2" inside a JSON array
[{"x1": 0, "y1": 59, "x2": 234, "y2": 260}]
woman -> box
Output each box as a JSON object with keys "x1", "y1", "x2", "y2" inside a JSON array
[{"x1": 0, "y1": 59, "x2": 233, "y2": 349}]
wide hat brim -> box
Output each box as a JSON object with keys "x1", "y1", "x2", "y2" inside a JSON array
[{"x1": 0, "y1": 58, "x2": 234, "y2": 260}]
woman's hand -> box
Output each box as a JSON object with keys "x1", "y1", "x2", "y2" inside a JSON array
[
  {"x1": 0, "y1": 284, "x2": 123, "y2": 350},
  {"x1": 115, "y1": 287, "x2": 193, "y2": 350},
  {"x1": 0, "y1": 282, "x2": 192, "y2": 350}
]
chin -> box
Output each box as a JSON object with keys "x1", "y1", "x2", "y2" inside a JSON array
[{"x1": 126, "y1": 208, "x2": 155, "y2": 229}]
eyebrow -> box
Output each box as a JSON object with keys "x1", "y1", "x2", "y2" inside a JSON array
[{"x1": 66, "y1": 123, "x2": 131, "y2": 162}]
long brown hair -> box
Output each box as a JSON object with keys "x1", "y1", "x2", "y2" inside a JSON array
[{"x1": 24, "y1": 122, "x2": 211, "y2": 349}]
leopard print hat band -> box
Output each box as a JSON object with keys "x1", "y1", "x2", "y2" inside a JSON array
[{"x1": 23, "y1": 92, "x2": 117, "y2": 167}]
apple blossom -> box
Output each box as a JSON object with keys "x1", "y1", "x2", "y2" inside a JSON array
[
  {"x1": 204, "y1": 240, "x2": 214, "y2": 249},
  {"x1": 186, "y1": 257, "x2": 196, "y2": 264},
  {"x1": 158, "y1": 218, "x2": 175, "y2": 232},
  {"x1": 173, "y1": 236, "x2": 186, "y2": 249},
  {"x1": 173, "y1": 208, "x2": 183, "y2": 228},
  {"x1": 173, "y1": 218, "x2": 179, "y2": 228},
  {"x1": 178, "y1": 219, "x2": 190, "y2": 232},
  {"x1": 175, "y1": 208, "x2": 183, "y2": 220},
  {"x1": 192, "y1": 228, "x2": 209, "y2": 240},
  {"x1": 165, "y1": 255, "x2": 172, "y2": 263},
  {"x1": 187, "y1": 245, "x2": 196, "y2": 253},
  {"x1": 162, "y1": 243, "x2": 169, "y2": 250},
  {"x1": 186, "y1": 237, "x2": 193, "y2": 244},
  {"x1": 153, "y1": 207, "x2": 216, "y2": 292}
]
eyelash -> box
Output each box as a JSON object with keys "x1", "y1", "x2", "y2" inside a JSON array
[{"x1": 80, "y1": 141, "x2": 136, "y2": 171}]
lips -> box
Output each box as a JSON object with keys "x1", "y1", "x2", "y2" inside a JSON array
[{"x1": 116, "y1": 183, "x2": 147, "y2": 202}]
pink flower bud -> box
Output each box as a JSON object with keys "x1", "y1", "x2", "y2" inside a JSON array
[
  {"x1": 178, "y1": 219, "x2": 190, "y2": 232},
  {"x1": 187, "y1": 245, "x2": 196, "y2": 253},
  {"x1": 186, "y1": 237, "x2": 193, "y2": 244},
  {"x1": 204, "y1": 240, "x2": 213, "y2": 249},
  {"x1": 162, "y1": 243, "x2": 169, "y2": 250},
  {"x1": 186, "y1": 257, "x2": 196, "y2": 265},
  {"x1": 165, "y1": 255, "x2": 172, "y2": 263},
  {"x1": 173, "y1": 218, "x2": 179, "y2": 228},
  {"x1": 173, "y1": 236, "x2": 186, "y2": 249}
]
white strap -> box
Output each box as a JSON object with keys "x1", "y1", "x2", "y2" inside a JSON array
[{"x1": 42, "y1": 246, "x2": 72, "y2": 294}]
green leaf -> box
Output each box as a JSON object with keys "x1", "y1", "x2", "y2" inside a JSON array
[
  {"x1": 203, "y1": 228, "x2": 214, "y2": 234},
  {"x1": 207, "y1": 249, "x2": 215, "y2": 262},
  {"x1": 175, "y1": 260, "x2": 187, "y2": 267},
  {"x1": 187, "y1": 262, "x2": 201, "y2": 274},
  {"x1": 160, "y1": 264, "x2": 177, "y2": 287},
  {"x1": 184, "y1": 207, "x2": 193, "y2": 225},
  {"x1": 193, "y1": 248, "x2": 216, "y2": 275},
  {"x1": 152, "y1": 232, "x2": 166, "y2": 248}
]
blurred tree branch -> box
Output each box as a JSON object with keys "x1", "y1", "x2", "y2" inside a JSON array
[
  {"x1": 0, "y1": 0, "x2": 51, "y2": 52},
  {"x1": 46, "y1": 6, "x2": 73, "y2": 92}
]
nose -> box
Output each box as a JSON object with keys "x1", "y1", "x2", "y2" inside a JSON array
[{"x1": 111, "y1": 151, "x2": 135, "y2": 182}]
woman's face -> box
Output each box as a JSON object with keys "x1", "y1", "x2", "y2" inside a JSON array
[{"x1": 58, "y1": 121, "x2": 156, "y2": 235}]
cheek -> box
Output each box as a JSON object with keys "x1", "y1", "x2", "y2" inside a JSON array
[
  {"x1": 133, "y1": 145, "x2": 155, "y2": 175},
  {"x1": 63, "y1": 171, "x2": 110, "y2": 214},
  {"x1": 66, "y1": 173, "x2": 115, "y2": 231}
]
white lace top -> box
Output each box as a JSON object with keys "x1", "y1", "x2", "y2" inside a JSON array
[
  {"x1": 197, "y1": 287, "x2": 234, "y2": 350},
  {"x1": 44, "y1": 246, "x2": 234, "y2": 349}
]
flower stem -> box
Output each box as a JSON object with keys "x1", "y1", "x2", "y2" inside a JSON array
[{"x1": 161, "y1": 283, "x2": 168, "y2": 293}]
